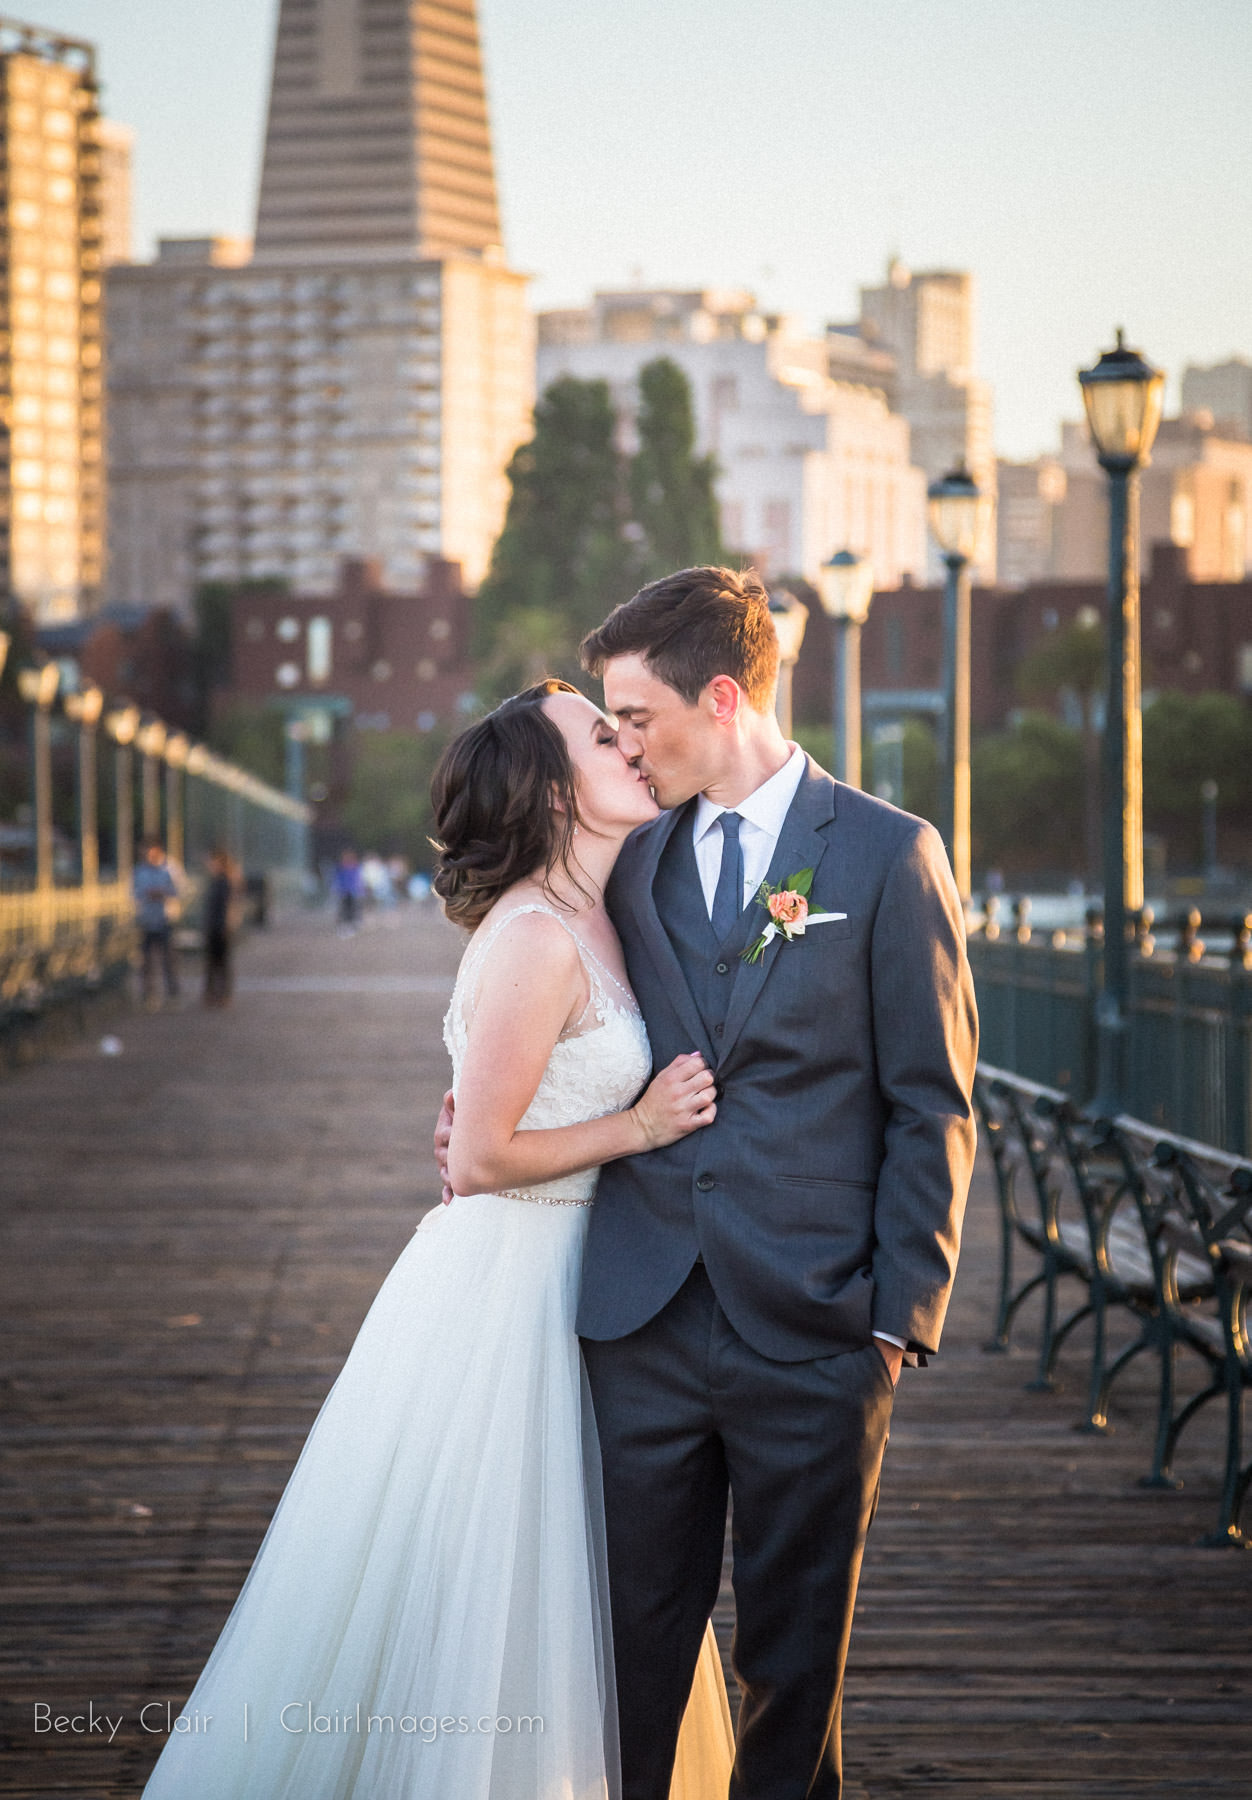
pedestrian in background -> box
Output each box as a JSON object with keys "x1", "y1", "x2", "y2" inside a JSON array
[
  {"x1": 332, "y1": 848, "x2": 364, "y2": 935},
  {"x1": 133, "y1": 839, "x2": 181, "y2": 1010},
  {"x1": 202, "y1": 847, "x2": 241, "y2": 1008}
]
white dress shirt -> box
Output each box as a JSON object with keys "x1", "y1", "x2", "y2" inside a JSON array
[
  {"x1": 690, "y1": 744, "x2": 909, "y2": 1363},
  {"x1": 691, "y1": 743, "x2": 807, "y2": 918}
]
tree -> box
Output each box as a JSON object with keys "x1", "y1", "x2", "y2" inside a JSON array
[
  {"x1": 473, "y1": 377, "x2": 635, "y2": 697},
  {"x1": 474, "y1": 361, "x2": 727, "y2": 702},
  {"x1": 971, "y1": 713, "x2": 1084, "y2": 879},
  {"x1": 1018, "y1": 617, "x2": 1104, "y2": 886},
  {"x1": 629, "y1": 358, "x2": 723, "y2": 581},
  {"x1": 336, "y1": 728, "x2": 452, "y2": 868},
  {"x1": 1142, "y1": 691, "x2": 1252, "y2": 867}
]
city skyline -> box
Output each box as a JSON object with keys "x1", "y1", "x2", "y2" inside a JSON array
[{"x1": 15, "y1": 0, "x2": 1252, "y2": 459}]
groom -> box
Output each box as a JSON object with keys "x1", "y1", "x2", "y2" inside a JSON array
[{"x1": 576, "y1": 565, "x2": 977, "y2": 1799}]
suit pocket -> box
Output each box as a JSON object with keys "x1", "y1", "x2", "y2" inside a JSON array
[{"x1": 813, "y1": 917, "x2": 852, "y2": 939}]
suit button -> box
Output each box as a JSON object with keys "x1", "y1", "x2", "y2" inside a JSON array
[
  {"x1": 696, "y1": 1174, "x2": 715, "y2": 1192},
  {"x1": 715, "y1": 961, "x2": 729, "y2": 975},
  {"x1": 713, "y1": 1023, "x2": 723, "y2": 1035}
]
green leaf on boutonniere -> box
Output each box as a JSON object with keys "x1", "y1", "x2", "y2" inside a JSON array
[{"x1": 740, "y1": 867, "x2": 816, "y2": 963}]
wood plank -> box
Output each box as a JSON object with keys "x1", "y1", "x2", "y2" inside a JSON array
[{"x1": 1, "y1": 901, "x2": 1249, "y2": 1797}]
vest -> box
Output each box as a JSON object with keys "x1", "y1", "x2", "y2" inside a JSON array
[{"x1": 651, "y1": 808, "x2": 745, "y2": 1044}]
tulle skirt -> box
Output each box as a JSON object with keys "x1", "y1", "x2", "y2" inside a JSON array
[{"x1": 140, "y1": 1191, "x2": 733, "y2": 1799}]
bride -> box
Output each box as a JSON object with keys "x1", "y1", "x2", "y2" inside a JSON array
[{"x1": 140, "y1": 679, "x2": 735, "y2": 1799}]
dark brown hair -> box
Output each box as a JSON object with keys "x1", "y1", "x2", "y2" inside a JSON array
[
  {"x1": 429, "y1": 679, "x2": 586, "y2": 930},
  {"x1": 580, "y1": 564, "x2": 779, "y2": 709}
]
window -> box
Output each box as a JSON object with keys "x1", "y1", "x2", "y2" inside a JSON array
[
  {"x1": 307, "y1": 616, "x2": 332, "y2": 683},
  {"x1": 276, "y1": 616, "x2": 299, "y2": 642},
  {"x1": 1239, "y1": 645, "x2": 1252, "y2": 694},
  {"x1": 275, "y1": 662, "x2": 299, "y2": 688}
]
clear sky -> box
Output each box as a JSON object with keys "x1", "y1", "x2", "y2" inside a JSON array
[{"x1": 25, "y1": 0, "x2": 1252, "y2": 458}]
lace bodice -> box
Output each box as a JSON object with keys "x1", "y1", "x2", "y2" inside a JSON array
[{"x1": 442, "y1": 903, "x2": 652, "y2": 1204}]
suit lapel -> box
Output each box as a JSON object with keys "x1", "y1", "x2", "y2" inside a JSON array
[
  {"x1": 715, "y1": 760, "x2": 838, "y2": 1067},
  {"x1": 632, "y1": 803, "x2": 716, "y2": 1060}
]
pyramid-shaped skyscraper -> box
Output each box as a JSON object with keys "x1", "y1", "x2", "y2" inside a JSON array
[
  {"x1": 106, "y1": 0, "x2": 531, "y2": 613},
  {"x1": 255, "y1": 0, "x2": 502, "y2": 264}
]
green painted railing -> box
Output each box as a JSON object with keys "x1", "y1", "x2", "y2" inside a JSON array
[{"x1": 969, "y1": 906, "x2": 1252, "y2": 1156}]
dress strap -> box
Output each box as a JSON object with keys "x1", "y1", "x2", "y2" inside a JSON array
[{"x1": 459, "y1": 901, "x2": 601, "y2": 1003}]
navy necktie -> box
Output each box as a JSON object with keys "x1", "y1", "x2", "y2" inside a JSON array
[{"x1": 711, "y1": 811, "x2": 744, "y2": 943}]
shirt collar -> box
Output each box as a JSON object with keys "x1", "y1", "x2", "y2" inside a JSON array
[{"x1": 693, "y1": 742, "x2": 807, "y2": 844}]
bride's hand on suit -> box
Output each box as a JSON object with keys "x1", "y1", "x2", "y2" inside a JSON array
[
  {"x1": 433, "y1": 1052, "x2": 715, "y2": 1202},
  {"x1": 629, "y1": 1053, "x2": 717, "y2": 1149}
]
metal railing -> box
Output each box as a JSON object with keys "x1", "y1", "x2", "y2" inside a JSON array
[{"x1": 969, "y1": 902, "x2": 1252, "y2": 1155}]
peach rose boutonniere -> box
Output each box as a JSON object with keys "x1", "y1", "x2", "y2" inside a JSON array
[{"x1": 741, "y1": 868, "x2": 848, "y2": 965}]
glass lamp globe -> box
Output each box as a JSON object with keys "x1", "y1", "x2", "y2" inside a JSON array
[
  {"x1": 927, "y1": 467, "x2": 984, "y2": 561},
  {"x1": 1078, "y1": 330, "x2": 1165, "y2": 470},
  {"x1": 817, "y1": 549, "x2": 874, "y2": 624},
  {"x1": 768, "y1": 589, "x2": 809, "y2": 663}
]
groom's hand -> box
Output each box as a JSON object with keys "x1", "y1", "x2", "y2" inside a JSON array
[
  {"x1": 435, "y1": 1090, "x2": 455, "y2": 1205},
  {"x1": 872, "y1": 1336, "x2": 905, "y2": 1386}
]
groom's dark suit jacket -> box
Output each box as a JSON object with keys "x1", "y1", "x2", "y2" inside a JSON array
[{"x1": 577, "y1": 757, "x2": 978, "y2": 1361}]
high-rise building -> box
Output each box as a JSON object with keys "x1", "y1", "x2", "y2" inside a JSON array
[
  {"x1": 1181, "y1": 357, "x2": 1252, "y2": 443},
  {"x1": 95, "y1": 117, "x2": 132, "y2": 266},
  {"x1": 0, "y1": 17, "x2": 105, "y2": 622},
  {"x1": 1053, "y1": 414, "x2": 1252, "y2": 584},
  {"x1": 852, "y1": 259, "x2": 997, "y2": 580},
  {"x1": 537, "y1": 288, "x2": 927, "y2": 590},
  {"x1": 995, "y1": 456, "x2": 1066, "y2": 588},
  {"x1": 106, "y1": 0, "x2": 530, "y2": 616},
  {"x1": 253, "y1": 0, "x2": 501, "y2": 264}
]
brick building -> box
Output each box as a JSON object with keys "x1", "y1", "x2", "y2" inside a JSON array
[
  {"x1": 224, "y1": 556, "x2": 473, "y2": 738},
  {"x1": 791, "y1": 542, "x2": 1252, "y2": 735}
]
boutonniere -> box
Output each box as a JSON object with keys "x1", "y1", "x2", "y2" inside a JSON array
[{"x1": 741, "y1": 868, "x2": 847, "y2": 964}]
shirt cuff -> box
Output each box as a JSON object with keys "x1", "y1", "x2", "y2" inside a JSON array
[{"x1": 873, "y1": 1329, "x2": 919, "y2": 1369}]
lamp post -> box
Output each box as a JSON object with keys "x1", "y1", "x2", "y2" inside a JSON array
[
  {"x1": 1078, "y1": 329, "x2": 1165, "y2": 1117},
  {"x1": 816, "y1": 549, "x2": 874, "y2": 787},
  {"x1": 768, "y1": 589, "x2": 809, "y2": 739},
  {"x1": 63, "y1": 683, "x2": 105, "y2": 889},
  {"x1": 1201, "y1": 779, "x2": 1218, "y2": 882},
  {"x1": 926, "y1": 467, "x2": 984, "y2": 902},
  {"x1": 105, "y1": 703, "x2": 140, "y2": 892},
  {"x1": 136, "y1": 719, "x2": 167, "y2": 844},
  {"x1": 164, "y1": 734, "x2": 190, "y2": 868},
  {"x1": 16, "y1": 661, "x2": 61, "y2": 892},
  {"x1": 185, "y1": 743, "x2": 210, "y2": 870}
]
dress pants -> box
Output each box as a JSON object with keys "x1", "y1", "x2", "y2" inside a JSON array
[{"x1": 582, "y1": 1261, "x2": 894, "y2": 1800}]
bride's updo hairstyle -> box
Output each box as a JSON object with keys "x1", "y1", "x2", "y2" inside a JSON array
[{"x1": 430, "y1": 679, "x2": 586, "y2": 930}]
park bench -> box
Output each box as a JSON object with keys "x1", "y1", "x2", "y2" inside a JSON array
[{"x1": 974, "y1": 1063, "x2": 1250, "y2": 1544}]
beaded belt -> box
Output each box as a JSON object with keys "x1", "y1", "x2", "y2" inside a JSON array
[{"x1": 492, "y1": 1189, "x2": 593, "y2": 1209}]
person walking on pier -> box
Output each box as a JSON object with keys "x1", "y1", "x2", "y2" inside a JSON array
[
  {"x1": 132, "y1": 840, "x2": 181, "y2": 1011},
  {"x1": 202, "y1": 847, "x2": 240, "y2": 1008}
]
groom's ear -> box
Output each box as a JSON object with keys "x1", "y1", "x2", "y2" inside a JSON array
[{"x1": 703, "y1": 675, "x2": 745, "y2": 725}]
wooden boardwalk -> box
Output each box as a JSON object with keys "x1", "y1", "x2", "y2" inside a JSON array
[{"x1": 1, "y1": 902, "x2": 1248, "y2": 1798}]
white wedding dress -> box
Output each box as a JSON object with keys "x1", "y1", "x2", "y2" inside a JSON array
[{"x1": 141, "y1": 902, "x2": 734, "y2": 1799}]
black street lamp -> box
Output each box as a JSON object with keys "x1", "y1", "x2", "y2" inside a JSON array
[
  {"x1": 926, "y1": 467, "x2": 984, "y2": 901},
  {"x1": 1078, "y1": 329, "x2": 1165, "y2": 1118},
  {"x1": 816, "y1": 549, "x2": 874, "y2": 787}
]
